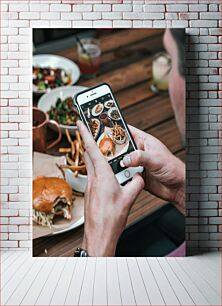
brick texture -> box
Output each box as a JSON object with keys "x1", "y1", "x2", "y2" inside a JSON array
[{"x1": 0, "y1": 0, "x2": 221, "y2": 254}]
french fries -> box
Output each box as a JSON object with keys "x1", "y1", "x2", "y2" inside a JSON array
[{"x1": 59, "y1": 129, "x2": 86, "y2": 177}]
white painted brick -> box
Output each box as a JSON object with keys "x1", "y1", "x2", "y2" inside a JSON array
[
  {"x1": 189, "y1": 4, "x2": 207, "y2": 11},
  {"x1": 9, "y1": 217, "x2": 29, "y2": 225},
  {"x1": 19, "y1": 44, "x2": 31, "y2": 51},
  {"x1": 102, "y1": 12, "x2": 122, "y2": 19},
  {"x1": 19, "y1": 226, "x2": 30, "y2": 233},
  {"x1": 1, "y1": 27, "x2": 18, "y2": 35},
  {"x1": 153, "y1": 20, "x2": 172, "y2": 28},
  {"x1": 30, "y1": 20, "x2": 50, "y2": 28},
  {"x1": 1, "y1": 4, "x2": 8, "y2": 11},
  {"x1": 41, "y1": 12, "x2": 60, "y2": 20},
  {"x1": 9, "y1": 233, "x2": 29, "y2": 240},
  {"x1": 112, "y1": 4, "x2": 132, "y2": 11},
  {"x1": 9, "y1": 99, "x2": 29, "y2": 107},
  {"x1": 1, "y1": 209, "x2": 18, "y2": 217},
  {"x1": 19, "y1": 27, "x2": 31, "y2": 35},
  {"x1": 190, "y1": 20, "x2": 218, "y2": 28},
  {"x1": 19, "y1": 241, "x2": 32, "y2": 248},
  {"x1": 123, "y1": 12, "x2": 164, "y2": 19},
  {"x1": 133, "y1": 20, "x2": 143, "y2": 27},
  {"x1": 9, "y1": 114, "x2": 29, "y2": 123},
  {"x1": 179, "y1": 12, "x2": 198, "y2": 20},
  {"x1": 172, "y1": 20, "x2": 188, "y2": 28},
  {"x1": 73, "y1": 4, "x2": 92, "y2": 11},
  {"x1": 9, "y1": 3, "x2": 28, "y2": 12},
  {"x1": 50, "y1": 4, "x2": 71, "y2": 11},
  {"x1": 50, "y1": 20, "x2": 72, "y2": 28},
  {"x1": 143, "y1": 5, "x2": 165, "y2": 12},
  {"x1": 93, "y1": 20, "x2": 112, "y2": 28},
  {"x1": 9, "y1": 44, "x2": 18, "y2": 51},
  {"x1": 9, "y1": 67, "x2": 30, "y2": 75},
  {"x1": 2, "y1": 138, "x2": 18, "y2": 146},
  {"x1": 133, "y1": 5, "x2": 143, "y2": 12},
  {"x1": 1, "y1": 241, "x2": 18, "y2": 248},
  {"x1": 2, "y1": 76, "x2": 18, "y2": 83},
  {"x1": 200, "y1": 12, "x2": 221, "y2": 20},
  {"x1": 19, "y1": 210, "x2": 30, "y2": 217},
  {"x1": 209, "y1": 4, "x2": 219, "y2": 11},
  {"x1": 113, "y1": 20, "x2": 132, "y2": 27},
  {"x1": 29, "y1": 3, "x2": 49, "y2": 12},
  {"x1": 9, "y1": 20, "x2": 29, "y2": 28},
  {"x1": 1, "y1": 91, "x2": 18, "y2": 99},
  {"x1": 165, "y1": 13, "x2": 178, "y2": 20},
  {"x1": 94, "y1": 4, "x2": 111, "y2": 11},
  {"x1": 19, "y1": 12, "x2": 40, "y2": 20},
  {"x1": 8, "y1": 35, "x2": 27, "y2": 44},
  {"x1": 1, "y1": 60, "x2": 18, "y2": 68},
  {"x1": 83, "y1": 12, "x2": 102, "y2": 20},
  {"x1": 166, "y1": 4, "x2": 188, "y2": 12},
  {"x1": 61, "y1": 12, "x2": 82, "y2": 20},
  {"x1": 142, "y1": 20, "x2": 153, "y2": 27},
  {"x1": 1, "y1": 233, "x2": 9, "y2": 240},
  {"x1": 0, "y1": 99, "x2": 8, "y2": 107},
  {"x1": 0, "y1": 217, "x2": 8, "y2": 225},
  {"x1": 2, "y1": 123, "x2": 18, "y2": 130}
]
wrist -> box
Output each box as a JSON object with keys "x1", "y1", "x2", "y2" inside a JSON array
[{"x1": 81, "y1": 234, "x2": 116, "y2": 257}]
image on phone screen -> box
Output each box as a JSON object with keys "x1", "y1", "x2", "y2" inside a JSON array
[{"x1": 79, "y1": 93, "x2": 135, "y2": 174}]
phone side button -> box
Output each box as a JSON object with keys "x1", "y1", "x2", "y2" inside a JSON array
[{"x1": 124, "y1": 170, "x2": 130, "y2": 178}]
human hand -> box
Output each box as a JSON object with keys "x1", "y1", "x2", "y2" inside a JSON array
[
  {"x1": 122, "y1": 125, "x2": 185, "y2": 215},
  {"x1": 77, "y1": 121, "x2": 144, "y2": 256}
]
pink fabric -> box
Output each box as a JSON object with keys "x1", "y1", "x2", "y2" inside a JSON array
[{"x1": 166, "y1": 241, "x2": 186, "y2": 257}]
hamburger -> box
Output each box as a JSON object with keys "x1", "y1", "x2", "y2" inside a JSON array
[
  {"x1": 99, "y1": 135, "x2": 115, "y2": 157},
  {"x1": 33, "y1": 176, "x2": 73, "y2": 227}
]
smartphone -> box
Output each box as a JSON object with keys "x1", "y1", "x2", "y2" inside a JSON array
[{"x1": 74, "y1": 83, "x2": 143, "y2": 185}]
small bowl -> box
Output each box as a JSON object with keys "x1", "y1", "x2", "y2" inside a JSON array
[{"x1": 64, "y1": 168, "x2": 87, "y2": 193}]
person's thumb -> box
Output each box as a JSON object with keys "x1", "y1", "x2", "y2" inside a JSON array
[
  {"x1": 122, "y1": 150, "x2": 150, "y2": 168},
  {"x1": 123, "y1": 173, "x2": 144, "y2": 208}
]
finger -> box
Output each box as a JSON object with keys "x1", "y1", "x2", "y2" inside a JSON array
[
  {"x1": 122, "y1": 150, "x2": 151, "y2": 168},
  {"x1": 83, "y1": 151, "x2": 94, "y2": 180},
  {"x1": 123, "y1": 173, "x2": 144, "y2": 207},
  {"x1": 77, "y1": 120, "x2": 109, "y2": 171}
]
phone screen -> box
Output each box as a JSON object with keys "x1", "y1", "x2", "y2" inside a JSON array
[{"x1": 78, "y1": 93, "x2": 135, "y2": 174}]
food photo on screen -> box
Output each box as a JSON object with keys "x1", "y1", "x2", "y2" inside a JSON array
[{"x1": 32, "y1": 28, "x2": 185, "y2": 257}]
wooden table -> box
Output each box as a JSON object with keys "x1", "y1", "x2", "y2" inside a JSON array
[{"x1": 33, "y1": 29, "x2": 184, "y2": 257}]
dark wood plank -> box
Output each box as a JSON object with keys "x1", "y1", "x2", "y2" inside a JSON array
[
  {"x1": 147, "y1": 119, "x2": 184, "y2": 153},
  {"x1": 55, "y1": 29, "x2": 164, "y2": 62},
  {"x1": 123, "y1": 94, "x2": 173, "y2": 130},
  {"x1": 117, "y1": 81, "x2": 155, "y2": 110},
  {"x1": 80, "y1": 57, "x2": 153, "y2": 92}
]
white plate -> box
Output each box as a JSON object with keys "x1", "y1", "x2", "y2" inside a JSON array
[
  {"x1": 38, "y1": 86, "x2": 87, "y2": 135},
  {"x1": 108, "y1": 107, "x2": 121, "y2": 121},
  {"x1": 104, "y1": 100, "x2": 114, "y2": 109},
  {"x1": 33, "y1": 152, "x2": 85, "y2": 238},
  {"x1": 33, "y1": 54, "x2": 80, "y2": 94},
  {"x1": 97, "y1": 127, "x2": 129, "y2": 161},
  {"x1": 90, "y1": 118, "x2": 101, "y2": 139},
  {"x1": 91, "y1": 103, "x2": 104, "y2": 116}
]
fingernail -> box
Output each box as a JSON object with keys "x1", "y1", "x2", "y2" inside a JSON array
[{"x1": 122, "y1": 154, "x2": 131, "y2": 167}]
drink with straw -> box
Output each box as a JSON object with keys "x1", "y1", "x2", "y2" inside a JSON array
[{"x1": 77, "y1": 38, "x2": 101, "y2": 77}]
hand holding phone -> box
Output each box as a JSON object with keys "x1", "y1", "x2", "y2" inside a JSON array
[{"x1": 74, "y1": 83, "x2": 143, "y2": 185}]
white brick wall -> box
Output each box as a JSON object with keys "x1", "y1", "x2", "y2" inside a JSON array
[{"x1": 0, "y1": 0, "x2": 221, "y2": 254}]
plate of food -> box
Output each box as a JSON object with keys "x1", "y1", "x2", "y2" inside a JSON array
[
  {"x1": 111, "y1": 123, "x2": 127, "y2": 145},
  {"x1": 91, "y1": 103, "x2": 104, "y2": 117},
  {"x1": 33, "y1": 152, "x2": 85, "y2": 239},
  {"x1": 108, "y1": 107, "x2": 121, "y2": 121},
  {"x1": 104, "y1": 100, "x2": 114, "y2": 109},
  {"x1": 89, "y1": 118, "x2": 101, "y2": 140},
  {"x1": 97, "y1": 127, "x2": 129, "y2": 161},
  {"x1": 33, "y1": 54, "x2": 80, "y2": 94},
  {"x1": 38, "y1": 86, "x2": 87, "y2": 135},
  {"x1": 58, "y1": 129, "x2": 87, "y2": 194}
]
